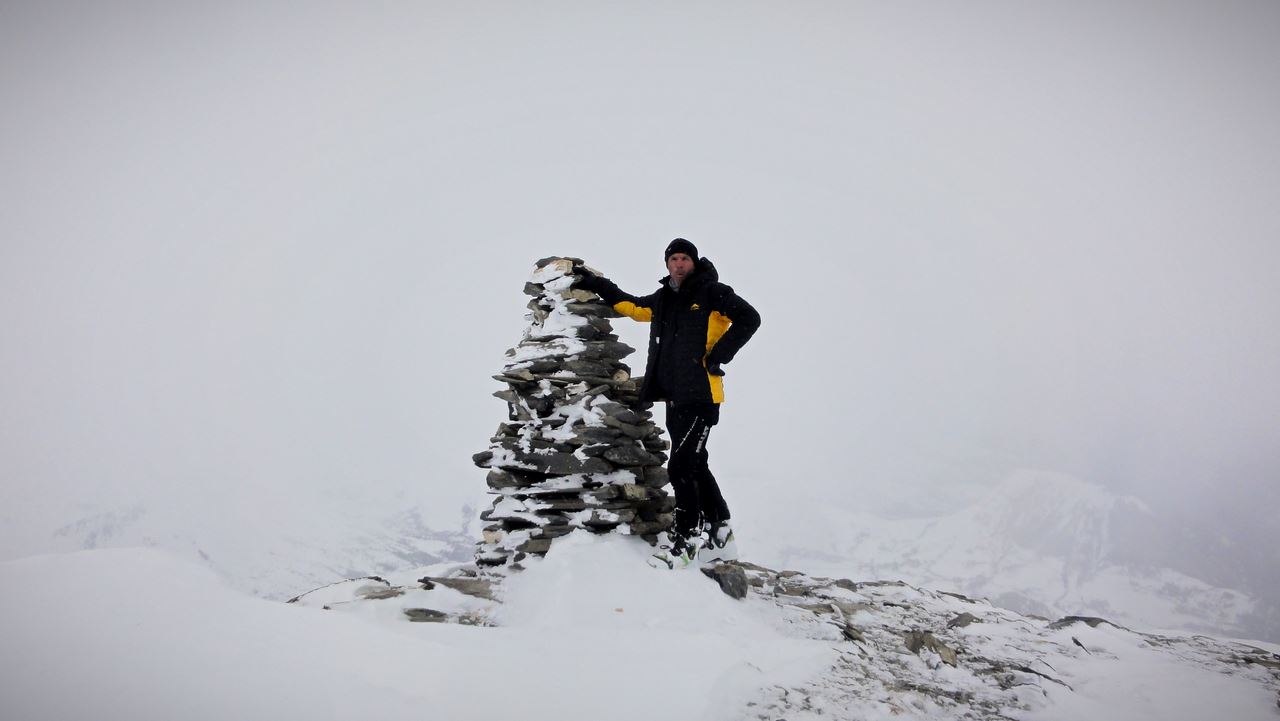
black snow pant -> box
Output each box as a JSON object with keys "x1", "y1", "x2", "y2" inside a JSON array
[{"x1": 665, "y1": 401, "x2": 731, "y2": 537}]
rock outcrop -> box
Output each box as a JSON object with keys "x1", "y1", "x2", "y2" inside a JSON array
[{"x1": 470, "y1": 257, "x2": 674, "y2": 566}]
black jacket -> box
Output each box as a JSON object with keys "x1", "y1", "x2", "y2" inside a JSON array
[{"x1": 580, "y1": 258, "x2": 760, "y2": 404}]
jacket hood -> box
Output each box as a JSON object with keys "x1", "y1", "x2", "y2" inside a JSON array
[{"x1": 659, "y1": 256, "x2": 719, "y2": 288}]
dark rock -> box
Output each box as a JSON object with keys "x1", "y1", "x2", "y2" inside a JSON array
[
  {"x1": 481, "y1": 468, "x2": 540, "y2": 491},
  {"x1": 491, "y1": 438, "x2": 563, "y2": 454},
  {"x1": 841, "y1": 623, "x2": 866, "y2": 643},
  {"x1": 521, "y1": 359, "x2": 561, "y2": 374},
  {"x1": 828, "y1": 600, "x2": 874, "y2": 616},
  {"x1": 1048, "y1": 616, "x2": 1126, "y2": 631},
  {"x1": 486, "y1": 469, "x2": 527, "y2": 490},
  {"x1": 592, "y1": 401, "x2": 642, "y2": 425},
  {"x1": 417, "y1": 577, "x2": 437, "y2": 590},
  {"x1": 423, "y1": 576, "x2": 498, "y2": 601},
  {"x1": 570, "y1": 427, "x2": 625, "y2": 445},
  {"x1": 484, "y1": 445, "x2": 613, "y2": 475},
  {"x1": 563, "y1": 360, "x2": 615, "y2": 377},
  {"x1": 626, "y1": 518, "x2": 673, "y2": 535},
  {"x1": 491, "y1": 390, "x2": 521, "y2": 407},
  {"x1": 603, "y1": 445, "x2": 661, "y2": 466},
  {"x1": 493, "y1": 368, "x2": 536, "y2": 383},
  {"x1": 585, "y1": 316, "x2": 614, "y2": 334},
  {"x1": 641, "y1": 466, "x2": 669, "y2": 488},
  {"x1": 564, "y1": 383, "x2": 611, "y2": 405},
  {"x1": 531, "y1": 524, "x2": 575, "y2": 539},
  {"x1": 619, "y1": 484, "x2": 657, "y2": 501},
  {"x1": 404, "y1": 608, "x2": 450, "y2": 623},
  {"x1": 948, "y1": 612, "x2": 980, "y2": 629},
  {"x1": 492, "y1": 422, "x2": 522, "y2": 438},
  {"x1": 455, "y1": 612, "x2": 491, "y2": 627},
  {"x1": 600, "y1": 415, "x2": 648, "y2": 439},
  {"x1": 576, "y1": 443, "x2": 613, "y2": 457},
  {"x1": 642, "y1": 435, "x2": 670, "y2": 451},
  {"x1": 517, "y1": 537, "x2": 553, "y2": 554},
  {"x1": 579, "y1": 340, "x2": 635, "y2": 360},
  {"x1": 903, "y1": 630, "x2": 959, "y2": 666},
  {"x1": 701, "y1": 563, "x2": 748, "y2": 600},
  {"x1": 565, "y1": 302, "x2": 620, "y2": 318},
  {"x1": 357, "y1": 586, "x2": 406, "y2": 600},
  {"x1": 535, "y1": 255, "x2": 583, "y2": 268},
  {"x1": 580, "y1": 508, "x2": 636, "y2": 527},
  {"x1": 773, "y1": 580, "x2": 812, "y2": 597}
]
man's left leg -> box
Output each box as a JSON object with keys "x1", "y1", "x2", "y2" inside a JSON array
[{"x1": 688, "y1": 403, "x2": 736, "y2": 561}]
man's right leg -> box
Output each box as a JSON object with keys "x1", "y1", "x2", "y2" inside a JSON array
[{"x1": 664, "y1": 402, "x2": 706, "y2": 537}]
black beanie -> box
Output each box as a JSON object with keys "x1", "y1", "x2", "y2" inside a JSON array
[{"x1": 664, "y1": 238, "x2": 699, "y2": 263}]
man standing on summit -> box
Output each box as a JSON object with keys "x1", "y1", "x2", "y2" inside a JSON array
[{"x1": 574, "y1": 239, "x2": 761, "y2": 568}]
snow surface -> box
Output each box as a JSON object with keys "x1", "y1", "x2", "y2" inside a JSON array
[
  {"x1": 0, "y1": 537, "x2": 833, "y2": 721},
  {"x1": 3, "y1": 534, "x2": 1277, "y2": 721}
]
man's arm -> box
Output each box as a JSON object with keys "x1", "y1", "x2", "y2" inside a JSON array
[
  {"x1": 574, "y1": 268, "x2": 657, "y2": 323},
  {"x1": 706, "y1": 284, "x2": 761, "y2": 369}
]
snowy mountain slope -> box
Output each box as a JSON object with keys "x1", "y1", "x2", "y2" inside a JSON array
[
  {"x1": 43, "y1": 496, "x2": 476, "y2": 600},
  {"x1": 6, "y1": 534, "x2": 1276, "y2": 721},
  {"x1": 736, "y1": 470, "x2": 1276, "y2": 642},
  {"x1": 32, "y1": 467, "x2": 1274, "y2": 645}
]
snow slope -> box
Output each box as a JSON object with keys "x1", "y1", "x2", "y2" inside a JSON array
[
  {"x1": 0, "y1": 538, "x2": 834, "y2": 721},
  {"x1": 3, "y1": 533, "x2": 1277, "y2": 721}
]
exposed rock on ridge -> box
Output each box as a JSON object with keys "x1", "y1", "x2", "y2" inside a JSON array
[{"x1": 290, "y1": 548, "x2": 1280, "y2": 719}]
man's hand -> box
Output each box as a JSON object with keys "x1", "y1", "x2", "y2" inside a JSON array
[
  {"x1": 705, "y1": 359, "x2": 725, "y2": 377},
  {"x1": 572, "y1": 264, "x2": 606, "y2": 293}
]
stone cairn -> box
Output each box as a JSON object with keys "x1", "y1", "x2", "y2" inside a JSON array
[{"x1": 471, "y1": 257, "x2": 675, "y2": 567}]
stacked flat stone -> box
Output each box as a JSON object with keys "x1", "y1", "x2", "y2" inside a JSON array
[{"x1": 471, "y1": 257, "x2": 675, "y2": 567}]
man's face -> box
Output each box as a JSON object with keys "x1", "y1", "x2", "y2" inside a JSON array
[{"x1": 666, "y1": 252, "x2": 695, "y2": 285}]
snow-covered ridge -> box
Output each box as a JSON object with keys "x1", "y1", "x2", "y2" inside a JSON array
[
  {"x1": 748, "y1": 470, "x2": 1277, "y2": 642},
  {"x1": 287, "y1": 532, "x2": 1280, "y2": 720},
  {"x1": 10, "y1": 533, "x2": 1275, "y2": 721}
]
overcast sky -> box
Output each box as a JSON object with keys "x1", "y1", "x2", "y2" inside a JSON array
[{"x1": 2, "y1": 2, "x2": 1277, "y2": 575}]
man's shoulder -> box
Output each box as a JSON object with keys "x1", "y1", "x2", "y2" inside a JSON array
[{"x1": 702, "y1": 279, "x2": 739, "y2": 299}]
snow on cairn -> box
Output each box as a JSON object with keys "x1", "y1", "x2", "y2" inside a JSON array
[{"x1": 470, "y1": 256, "x2": 675, "y2": 567}]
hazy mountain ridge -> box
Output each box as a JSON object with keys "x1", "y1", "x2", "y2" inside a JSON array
[
  {"x1": 753, "y1": 470, "x2": 1279, "y2": 642},
  {"x1": 48, "y1": 499, "x2": 476, "y2": 600},
  {"x1": 40, "y1": 469, "x2": 1277, "y2": 642}
]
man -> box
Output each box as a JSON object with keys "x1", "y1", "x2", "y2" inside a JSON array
[{"x1": 574, "y1": 238, "x2": 761, "y2": 568}]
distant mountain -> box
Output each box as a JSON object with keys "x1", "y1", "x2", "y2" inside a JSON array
[
  {"x1": 749, "y1": 470, "x2": 1279, "y2": 642},
  {"x1": 50, "y1": 498, "x2": 476, "y2": 600}
]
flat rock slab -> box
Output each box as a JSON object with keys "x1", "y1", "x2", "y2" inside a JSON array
[
  {"x1": 422, "y1": 576, "x2": 499, "y2": 601},
  {"x1": 1048, "y1": 615, "x2": 1127, "y2": 631}
]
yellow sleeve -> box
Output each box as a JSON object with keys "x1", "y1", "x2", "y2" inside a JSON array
[{"x1": 612, "y1": 301, "x2": 653, "y2": 322}]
